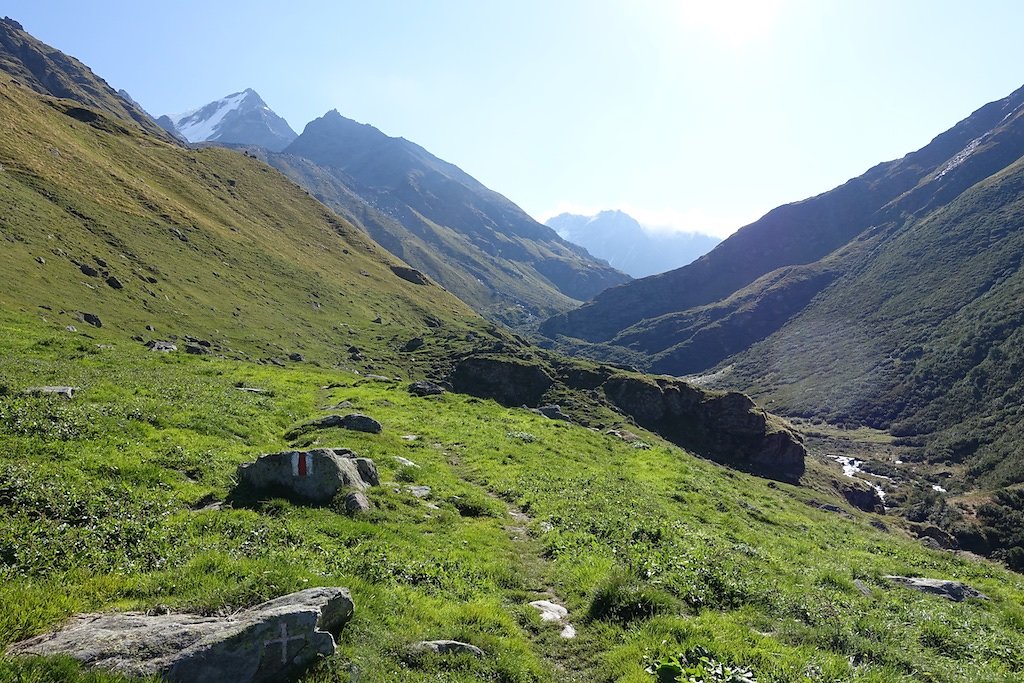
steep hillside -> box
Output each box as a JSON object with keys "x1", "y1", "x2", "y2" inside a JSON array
[
  {"x1": 268, "y1": 110, "x2": 630, "y2": 325},
  {"x1": 0, "y1": 16, "x2": 174, "y2": 143},
  {"x1": 539, "y1": 83, "x2": 1024, "y2": 567},
  {"x1": 548, "y1": 210, "x2": 720, "y2": 278},
  {"x1": 0, "y1": 70, "x2": 486, "y2": 368}
]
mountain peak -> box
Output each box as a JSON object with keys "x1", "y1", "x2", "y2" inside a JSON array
[{"x1": 162, "y1": 89, "x2": 296, "y2": 151}]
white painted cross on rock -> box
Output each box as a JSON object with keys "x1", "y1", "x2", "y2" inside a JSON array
[{"x1": 263, "y1": 621, "x2": 305, "y2": 664}]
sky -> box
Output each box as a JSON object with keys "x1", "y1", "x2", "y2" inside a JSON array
[{"x1": 7, "y1": 1, "x2": 1024, "y2": 238}]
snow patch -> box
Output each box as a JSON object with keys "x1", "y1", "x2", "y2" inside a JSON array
[
  {"x1": 173, "y1": 91, "x2": 250, "y2": 143},
  {"x1": 936, "y1": 137, "x2": 982, "y2": 179}
]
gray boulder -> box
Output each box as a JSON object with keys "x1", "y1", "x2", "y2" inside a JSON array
[
  {"x1": 237, "y1": 449, "x2": 378, "y2": 504},
  {"x1": 536, "y1": 404, "x2": 570, "y2": 421},
  {"x1": 884, "y1": 576, "x2": 987, "y2": 602},
  {"x1": 148, "y1": 341, "x2": 178, "y2": 352},
  {"x1": 408, "y1": 381, "x2": 445, "y2": 397},
  {"x1": 6, "y1": 587, "x2": 354, "y2": 683},
  {"x1": 410, "y1": 640, "x2": 484, "y2": 657},
  {"x1": 286, "y1": 413, "x2": 382, "y2": 438}
]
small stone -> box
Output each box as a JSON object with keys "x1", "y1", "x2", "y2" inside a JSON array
[
  {"x1": 65, "y1": 325, "x2": 77, "y2": 332},
  {"x1": 288, "y1": 352, "x2": 304, "y2": 362},
  {"x1": 148, "y1": 341, "x2": 177, "y2": 352},
  {"x1": 344, "y1": 491, "x2": 371, "y2": 514},
  {"x1": 183, "y1": 343, "x2": 208, "y2": 355},
  {"x1": 393, "y1": 456, "x2": 420, "y2": 468},
  {"x1": 146, "y1": 324, "x2": 155, "y2": 331},
  {"x1": 406, "y1": 486, "x2": 432, "y2": 499},
  {"x1": 410, "y1": 640, "x2": 484, "y2": 658},
  {"x1": 400, "y1": 337, "x2": 424, "y2": 352},
  {"x1": 80, "y1": 263, "x2": 99, "y2": 277},
  {"x1": 35, "y1": 256, "x2": 45, "y2": 265},
  {"x1": 853, "y1": 579, "x2": 872, "y2": 596},
  {"x1": 537, "y1": 405, "x2": 571, "y2": 421},
  {"x1": 82, "y1": 312, "x2": 102, "y2": 328}
]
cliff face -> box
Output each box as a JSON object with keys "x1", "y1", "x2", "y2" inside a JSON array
[
  {"x1": 447, "y1": 354, "x2": 806, "y2": 482},
  {"x1": 601, "y1": 375, "x2": 806, "y2": 482}
]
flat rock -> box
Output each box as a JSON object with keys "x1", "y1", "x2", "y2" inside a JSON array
[
  {"x1": 536, "y1": 404, "x2": 570, "y2": 421},
  {"x1": 408, "y1": 381, "x2": 445, "y2": 397},
  {"x1": 23, "y1": 386, "x2": 77, "y2": 399},
  {"x1": 406, "y1": 486, "x2": 432, "y2": 499},
  {"x1": 237, "y1": 449, "x2": 378, "y2": 504},
  {"x1": 884, "y1": 576, "x2": 987, "y2": 602},
  {"x1": 148, "y1": 341, "x2": 178, "y2": 352},
  {"x1": 6, "y1": 587, "x2": 354, "y2": 683},
  {"x1": 409, "y1": 640, "x2": 483, "y2": 657},
  {"x1": 393, "y1": 456, "x2": 419, "y2": 468},
  {"x1": 286, "y1": 413, "x2": 382, "y2": 438}
]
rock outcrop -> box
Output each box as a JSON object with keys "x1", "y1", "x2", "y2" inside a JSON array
[
  {"x1": 236, "y1": 449, "x2": 378, "y2": 504},
  {"x1": 6, "y1": 587, "x2": 354, "y2": 683},
  {"x1": 601, "y1": 374, "x2": 805, "y2": 481},
  {"x1": 448, "y1": 356, "x2": 554, "y2": 407}
]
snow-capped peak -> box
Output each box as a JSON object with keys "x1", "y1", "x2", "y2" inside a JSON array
[
  {"x1": 172, "y1": 90, "x2": 252, "y2": 143},
  {"x1": 162, "y1": 89, "x2": 297, "y2": 152}
]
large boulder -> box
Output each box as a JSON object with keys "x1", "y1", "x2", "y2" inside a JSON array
[
  {"x1": 6, "y1": 587, "x2": 354, "y2": 683},
  {"x1": 390, "y1": 265, "x2": 430, "y2": 285},
  {"x1": 602, "y1": 374, "x2": 806, "y2": 481},
  {"x1": 237, "y1": 449, "x2": 379, "y2": 503},
  {"x1": 448, "y1": 356, "x2": 554, "y2": 407}
]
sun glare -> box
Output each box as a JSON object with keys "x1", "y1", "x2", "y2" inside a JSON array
[{"x1": 669, "y1": 0, "x2": 785, "y2": 47}]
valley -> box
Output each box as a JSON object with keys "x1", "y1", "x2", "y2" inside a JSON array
[{"x1": 1, "y1": 13, "x2": 1023, "y2": 683}]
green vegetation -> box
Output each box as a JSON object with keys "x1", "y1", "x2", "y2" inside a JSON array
[
  {"x1": 2, "y1": 311, "x2": 1024, "y2": 682},
  {"x1": 2, "y1": 34, "x2": 1024, "y2": 683}
]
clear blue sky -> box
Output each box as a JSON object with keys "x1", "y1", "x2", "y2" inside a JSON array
[{"x1": 8, "y1": 1, "x2": 1024, "y2": 237}]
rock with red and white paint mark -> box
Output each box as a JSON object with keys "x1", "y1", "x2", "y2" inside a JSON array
[
  {"x1": 236, "y1": 449, "x2": 378, "y2": 504},
  {"x1": 5, "y1": 587, "x2": 354, "y2": 683}
]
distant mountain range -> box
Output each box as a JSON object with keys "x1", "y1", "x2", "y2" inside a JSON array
[
  {"x1": 546, "y1": 210, "x2": 720, "y2": 278},
  {"x1": 542, "y1": 81, "x2": 1024, "y2": 499},
  {"x1": 157, "y1": 88, "x2": 297, "y2": 152}
]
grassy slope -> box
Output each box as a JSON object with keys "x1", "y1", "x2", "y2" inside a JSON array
[
  {"x1": 2, "y1": 312, "x2": 1024, "y2": 683},
  {"x1": 2, "y1": 71, "x2": 1024, "y2": 683},
  {"x1": 0, "y1": 73, "x2": 485, "y2": 370}
]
